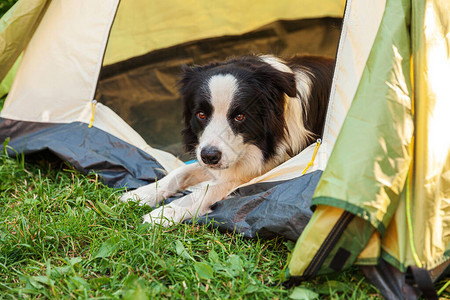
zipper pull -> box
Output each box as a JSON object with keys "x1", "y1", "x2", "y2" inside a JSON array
[
  {"x1": 88, "y1": 99, "x2": 97, "y2": 128},
  {"x1": 302, "y1": 139, "x2": 321, "y2": 175}
]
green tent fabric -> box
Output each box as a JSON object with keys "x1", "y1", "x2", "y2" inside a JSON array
[
  {"x1": 0, "y1": 0, "x2": 48, "y2": 83},
  {"x1": 286, "y1": 0, "x2": 449, "y2": 298},
  {"x1": 0, "y1": 57, "x2": 19, "y2": 98}
]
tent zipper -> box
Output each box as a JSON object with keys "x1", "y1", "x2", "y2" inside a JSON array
[
  {"x1": 300, "y1": 211, "x2": 354, "y2": 280},
  {"x1": 92, "y1": 0, "x2": 121, "y2": 100}
]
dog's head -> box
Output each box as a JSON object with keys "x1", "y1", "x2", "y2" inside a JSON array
[{"x1": 179, "y1": 56, "x2": 297, "y2": 170}]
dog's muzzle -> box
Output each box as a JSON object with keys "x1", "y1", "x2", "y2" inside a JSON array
[{"x1": 200, "y1": 146, "x2": 222, "y2": 166}]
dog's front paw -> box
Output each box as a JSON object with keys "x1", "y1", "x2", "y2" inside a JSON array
[
  {"x1": 120, "y1": 182, "x2": 172, "y2": 207},
  {"x1": 142, "y1": 205, "x2": 189, "y2": 227}
]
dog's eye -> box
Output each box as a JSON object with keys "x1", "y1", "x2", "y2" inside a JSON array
[
  {"x1": 197, "y1": 111, "x2": 207, "y2": 120},
  {"x1": 234, "y1": 113, "x2": 245, "y2": 122}
]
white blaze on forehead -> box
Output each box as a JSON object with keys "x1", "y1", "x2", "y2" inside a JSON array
[
  {"x1": 198, "y1": 74, "x2": 243, "y2": 169},
  {"x1": 208, "y1": 74, "x2": 239, "y2": 114}
]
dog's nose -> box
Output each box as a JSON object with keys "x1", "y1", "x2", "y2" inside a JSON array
[{"x1": 200, "y1": 147, "x2": 222, "y2": 165}]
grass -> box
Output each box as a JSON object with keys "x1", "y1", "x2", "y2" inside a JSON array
[{"x1": 0, "y1": 140, "x2": 384, "y2": 298}]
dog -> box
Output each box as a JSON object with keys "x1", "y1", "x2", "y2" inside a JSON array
[{"x1": 121, "y1": 55, "x2": 334, "y2": 226}]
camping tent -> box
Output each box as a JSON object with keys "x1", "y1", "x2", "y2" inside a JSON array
[{"x1": 0, "y1": 0, "x2": 449, "y2": 298}]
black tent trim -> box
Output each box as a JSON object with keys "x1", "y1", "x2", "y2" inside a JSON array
[{"x1": 0, "y1": 118, "x2": 165, "y2": 189}]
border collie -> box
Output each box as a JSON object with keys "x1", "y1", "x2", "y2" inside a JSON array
[{"x1": 121, "y1": 55, "x2": 334, "y2": 226}]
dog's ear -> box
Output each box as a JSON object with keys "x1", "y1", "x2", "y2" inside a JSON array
[
  {"x1": 179, "y1": 65, "x2": 200, "y2": 153},
  {"x1": 253, "y1": 65, "x2": 297, "y2": 98},
  {"x1": 179, "y1": 65, "x2": 198, "y2": 97},
  {"x1": 179, "y1": 65, "x2": 200, "y2": 114}
]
